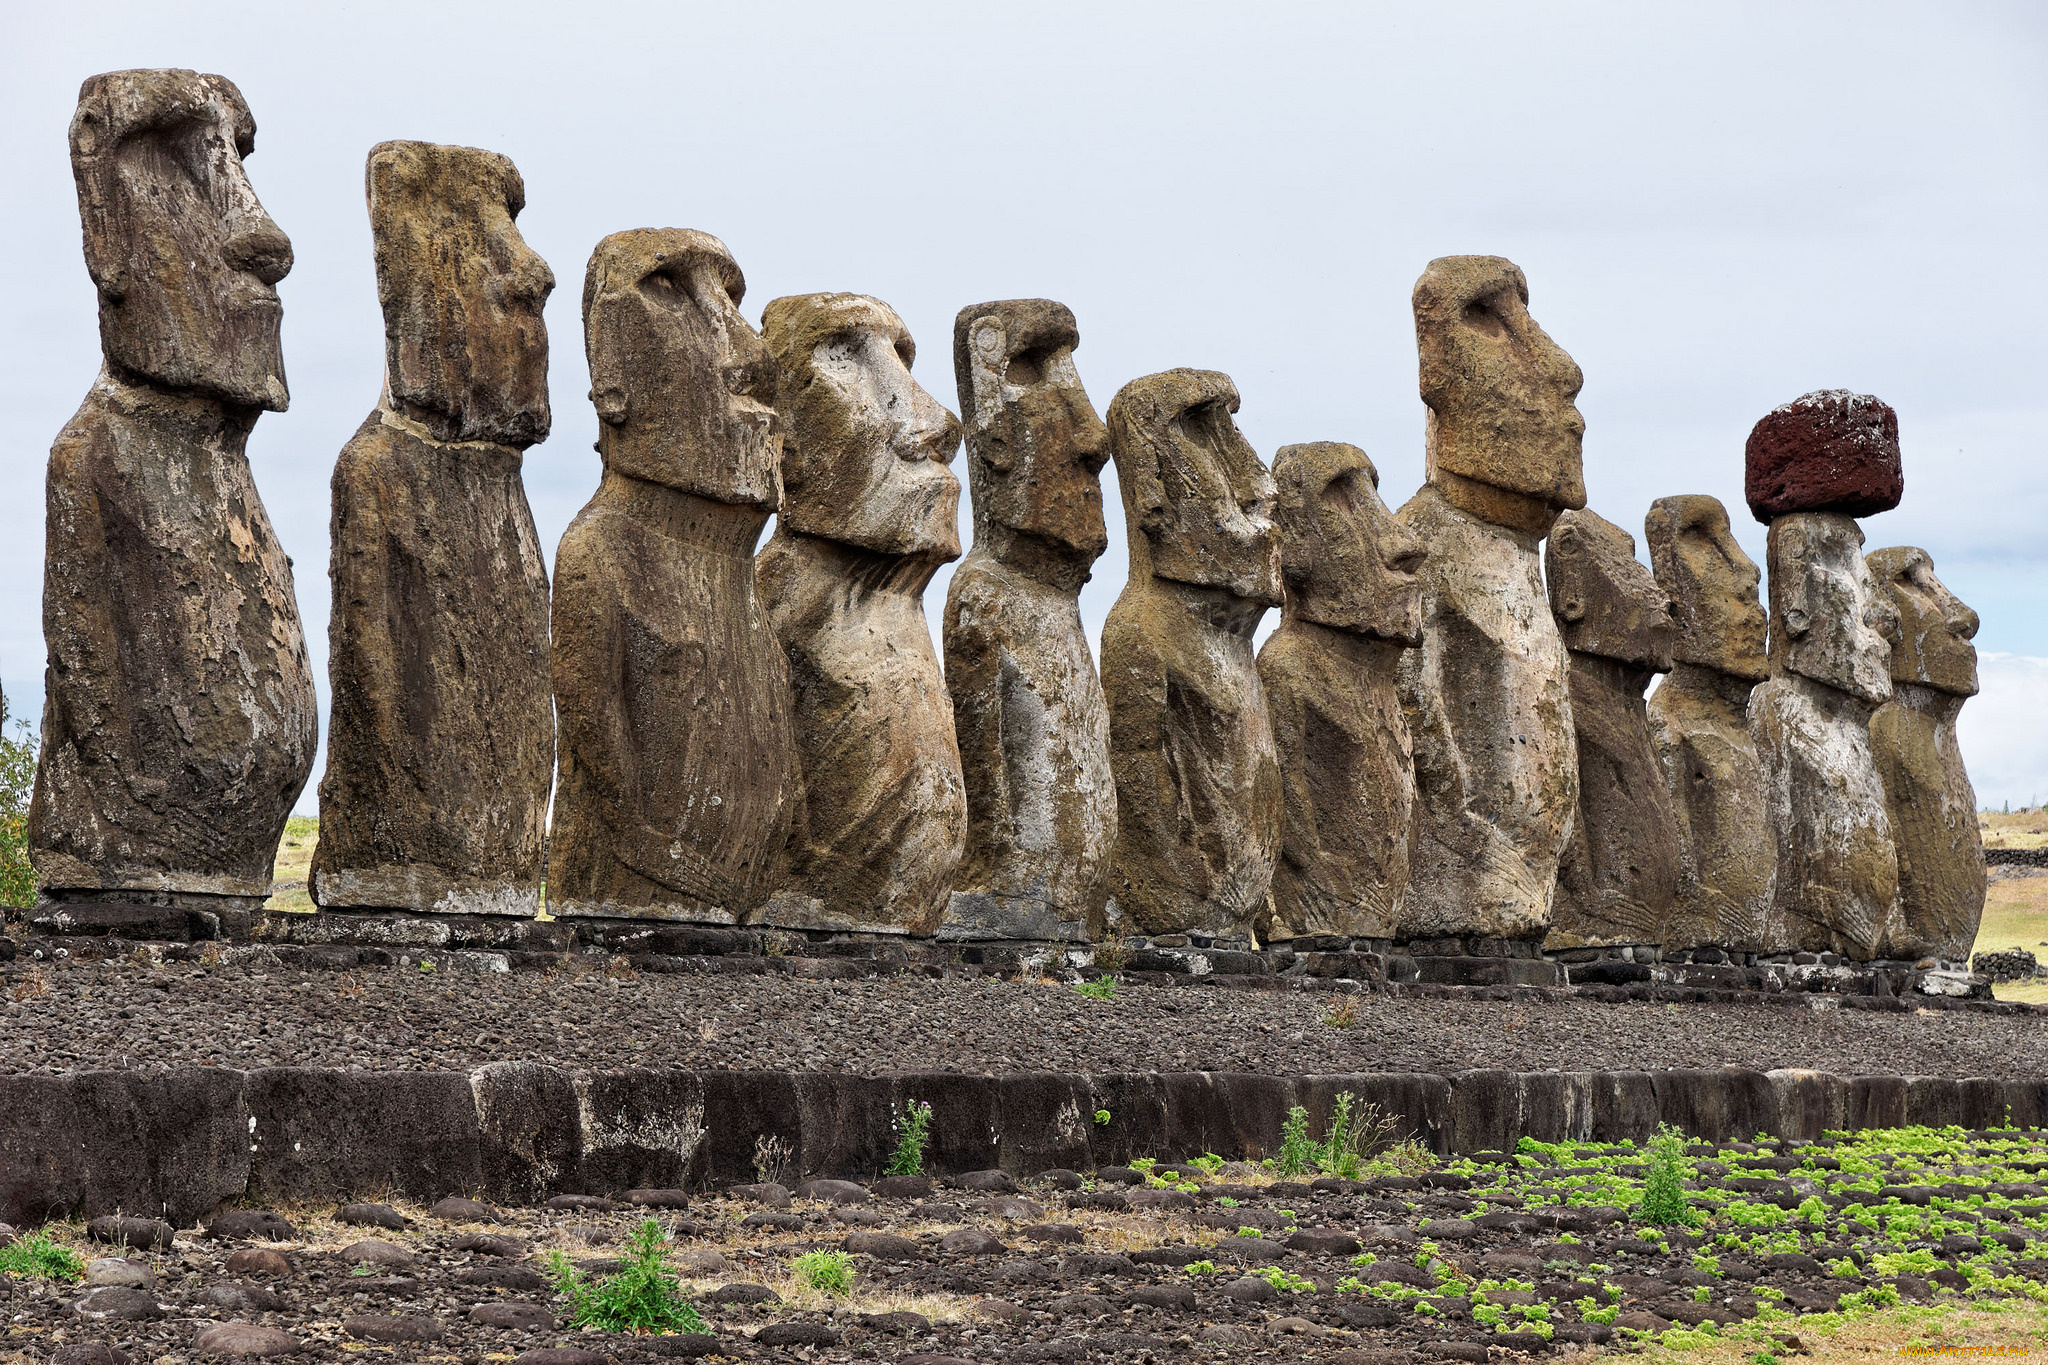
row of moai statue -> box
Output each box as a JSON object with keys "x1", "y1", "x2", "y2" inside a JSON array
[{"x1": 24, "y1": 70, "x2": 1985, "y2": 965}]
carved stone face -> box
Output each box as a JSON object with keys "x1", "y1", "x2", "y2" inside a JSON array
[
  {"x1": 70, "y1": 69, "x2": 294, "y2": 410},
  {"x1": 1868, "y1": 546, "x2": 1979, "y2": 697},
  {"x1": 1546, "y1": 508, "x2": 1676, "y2": 671},
  {"x1": 584, "y1": 229, "x2": 780, "y2": 509},
  {"x1": 763, "y1": 293, "x2": 962, "y2": 557},
  {"x1": 1767, "y1": 513, "x2": 1897, "y2": 705},
  {"x1": 1413, "y1": 255, "x2": 1586, "y2": 536},
  {"x1": 1106, "y1": 369, "x2": 1282, "y2": 607},
  {"x1": 1272, "y1": 442, "x2": 1424, "y2": 644},
  {"x1": 368, "y1": 141, "x2": 554, "y2": 447},
  {"x1": 1644, "y1": 494, "x2": 1769, "y2": 681},
  {"x1": 952, "y1": 299, "x2": 1109, "y2": 565}
]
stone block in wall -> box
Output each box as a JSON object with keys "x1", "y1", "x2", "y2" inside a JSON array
[
  {"x1": 1582, "y1": 1071, "x2": 1660, "y2": 1146},
  {"x1": 1653, "y1": 1069, "x2": 1778, "y2": 1142},
  {"x1": 469, "y1": 1062, "x2": 582, "y2": 1204},
  {"x1": 245, "y1": 1068, "x2": 482, "y2": 1205},
  {"x1": 1765, "y1": 1069, "x2": 1846, "y2": 1141}
]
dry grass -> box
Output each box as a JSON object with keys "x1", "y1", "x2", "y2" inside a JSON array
[
  {"x1": 1977, "y1": 871, "x2": 2048, "y2": 1002},
  {"x1": 1980, "y1": 810, "x2": 2048, "y2": 851},
  {"x1": 1638, "y1": 1300, "x2": 2048, "y2": 1365},
  {"x1": 267, "y1": 815, "x2": 318, "y2": 913}
]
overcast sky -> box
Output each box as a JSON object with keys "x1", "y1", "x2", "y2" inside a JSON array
[{"x1": 5, "y1": 1, "x2": 2046, "y2": 811}]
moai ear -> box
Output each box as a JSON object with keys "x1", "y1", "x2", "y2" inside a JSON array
[
  {"x1": 582, "y1": 256, "x2": 640, "y2": 428},
  {"x1": 967, "y1": 318, "x2": 1015, "y2": 471},
  {"x1": 1550, "y1": 523, "x2": 1587, "y2": 622},
  {"x1": 1780, "y1": 522, "x2": 1813, "y2": 637}
]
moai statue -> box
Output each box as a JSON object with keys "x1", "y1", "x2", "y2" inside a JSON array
[
  {"x1": 1867, "y1": 547, "x2": 1983, "y2": 963},
  {"x1": 548, "y1": 230, "x2": 796, "y2": 923},
  {"x1": 312, "y1": 142, "x2": 556, "y2": 919},
  {"x1": 1255, "y1": 443, "x2": 1425, "y2": 942},
  {"x1": 1644, "y1": 494, "x2": 1775, "y2": 956},
  {"x1": 1395, "y1": 256, "x2": 1583, "y2": 948},
  {"x1": 1101, "y1": 370, "x2": 1283, "y2": 941},
  {"x1": 756, "y1": 294, "x2": 966, "y2": 935},
  {"x1": 941, "y1": 300, "x2": 1116, "y2": 942},
  {"x1": 30, "y1": 70, "x2": 317, "y2": 938},
  {"x1": 1746, "y1": 391, "x2": 1904, "y2": 961},
  {"x1": 1543, "y1": 509, "x2": 1681, "y2": 948}
]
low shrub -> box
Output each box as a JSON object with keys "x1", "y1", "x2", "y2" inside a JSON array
[{"x1": 545, "y1": 1218, "x2": 706, "y2": 1334}]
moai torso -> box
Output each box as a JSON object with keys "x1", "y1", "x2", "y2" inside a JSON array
[
  {"x1": 1256, "y1": 443, "x2": 1424, "y2": 941},
  {"x1": 1644, "y1": 494, "x2": 1774, "y2": 954},
  {"x1": 548, "y1": 230, "x2": 796, "y2": 922},
  {"x1": 941, "y1": 300, "x2": 1116, "y2": 942},
  {"x1": 1544, "y1": 509, "x2": 1681, "y2": 949},
  {"x1": 313, "y1": 142, "x2": 556, "y2": 916},
  {"x1": 756, "y1": 294, "x2": 966, "y2": 935},
  {"x1": 1395, "y1": 256, "x2": 1584, "y2": 944},
  {"x1": 1101, "y1": 370, "x2": 1283, "y2": 940},
  {"x1": 1868, "y1": 547, "x2": 1983, "y2": 962},
  {"x1": 30, "y1": 71, "x2": 316, "y2": 916}
]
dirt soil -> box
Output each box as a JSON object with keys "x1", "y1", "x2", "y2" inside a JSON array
[{"x1": 1, "y1": 955, "x2": 2043, "y2": 1079}]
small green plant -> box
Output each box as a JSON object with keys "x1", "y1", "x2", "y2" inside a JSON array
[
  {"x1": 0, "y1": 1231, "x2": 85, "y2": 1281},
  {"x1": 886, "y1": 1099, "x2": 933, "y2": 1177},
  {"x1": 792, "y1": 1250, "x2": 854, "y2": 1296},
  {"x1": 1693, "y1": 1285, "x2": 1713, "y2": 1302},
  {"x1": 1073, "y1": 974, "x2": 1118, "y2": 1002},
  {"x1": 418, "y1": 958, "x2": 437, "y2": 973},
  {"x1": 1692, "y1": 1252, "x2": 1721, "y2": 1278},
  {"x1": 1238, "y1": 1226, "x2": 1263, "y2": 1238},
  {"x1": 1274, "y1": 1105, "x2": 1317, "y2": 1176},
  {"x1": 1215, "y1": 1196, "x2": 1239, "y2": 1207},
  {"x1": 545, "y1": 1219, "x2": 707, "y2": 1334},
  {"x1": 1189, "y1": 1152, "x2": 1225, "y2": 1177},
  {"x1": 1094, "y1": 1109, "x2": 1111, "y2": 1126},
  {"x1": 1184, "y1": 1260, "x2": 1219, "y2": 1275},
  {"x1": 1639, "y1": 1122, "x2": 1696, "y2": 1227},
  {"x1": 1252, "y1": 1265, "x2": 1316, "y2": 1293}
]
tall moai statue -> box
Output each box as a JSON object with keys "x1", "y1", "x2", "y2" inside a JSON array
[
  {"x1": 1746, "y1": 390, "x2": 1904, "y2": 960},
  {"x1": 1101, "y1": 370, "x2": 1283, "y2": 941},
  {"x1": 1867, "y1": 547, "x2": 1983, "y2": 963},
  {"x1": 312, "y1": 142, "x2": 556, "y2": 918},
  {"x1": 30, "y1": 71, "x2": 317, "y2": 938},
  {"x1": 1543, "y1": 509, "x2": 1681, "y2": 948},
  {"x1": 1395, "y1": 257, "x2": 1584, "y2": 948},
  {"x1": 1255, "y1": 443, "x2": 1425, "y2": 942},
  {"x1": 941, "y1": 300, "x2": 1116, "y2": 942},
  {"x1": 549, "y1": 230, "x2": 797, "y2": 923},
  {"x1": 1644, "y1": 494, "x2": 1775, "y2": 956},
  {"x1": 756, "y1": 294, "x2": 966, "y2": 935}
]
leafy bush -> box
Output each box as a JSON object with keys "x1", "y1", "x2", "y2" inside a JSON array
[
  {"x1": 1638, "y1": 1123, "x2": 1696, "y2": 1227},
  {"x1": 545, "y1": 1218, "x2": 706, "y2": 1334},
  {"x1": 1275, "y1": 1105, "x2": 1317, "y2": 1176},
  {"x1": 1073, "y1": 974, "x2": 1118, "y2": 1002},
  {"x1": 792, "y1": 1249, "x2": 854, "y2": 1295},
  {"x1": 0, "y1": 1231, "x2": 84, "y2": 1281},
  {"x1": 1270, "y1": 1092, "x2": 1407, "y2": 1179},
  {"x1": 1252, "y1": 1265, "x2": 1316, "y2": 1293},
  {"x1": 0, "y1": 697, "x2": 37, "y2": 909},
  {"x1": 886, "y1": 1099, "x2": 933, "y2": 1177}
]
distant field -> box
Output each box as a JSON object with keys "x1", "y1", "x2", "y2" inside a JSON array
[
  {"x1": 1981, "y1": 808, "x2": 2048, "y2": 850},
  {"x1": 268, "y1": 815, "x2": 316, "y2": 913}
]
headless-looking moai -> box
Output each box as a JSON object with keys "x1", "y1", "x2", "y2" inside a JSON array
[
  {"x1": 757, "y1": 294, "x2": 966, "y2": 935},
  {"x1": 1396, "y1": 256, "x2": 1583, "y2": 948},
  {"x1": 1867, "y1": 547, "x2": 1983, "y2": 963},
  {"x1": 549, "y1": 230, "x2": 797, "y2": 923},
  {"x1": 942, "y1": 300, "x2": 1116, "y2": 942},
  {"x1": 1101, "y1": 370, "x2": 1282, "y2": 942},
  {"x1": 313, "y1": 141, "x2": 556, "y2": 918},
  {"x1": 1543, "y1": 509, "x2": 1681, "y2": 949},
  {"x1": 1644, "y1": 495, "x2": 1775, "y2": 956},
  {"x1": 1747, "y1": 390, "x2": 1904, "y2": 961},
  {"x1": 1256, "y1": 443, "x2": 1425, "y2": 941},
  {"x1": 31, "y1": 70, "x2": 317, "y2": 937}
]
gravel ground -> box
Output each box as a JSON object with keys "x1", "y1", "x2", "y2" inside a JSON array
[
  {"x1": 1, "y1": 957, "x2": 2042, "y2": 1078},
  {"x1": 11, "y1": 1129, "x2": 2048, "y2": 1364}
]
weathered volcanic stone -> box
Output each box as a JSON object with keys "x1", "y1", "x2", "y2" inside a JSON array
[
  {"x1": 312, "y1": 142, "x2": 555, "y2": 916},
  {"x1": 549, "y1": 230, "x2": 796, "y2": 923},
  {"x1": 1101, "y1": 369, "x2": 1282, "y2": 940},
  {"x1": 1544, "y1": 510, "x2": 1680, "y2": 949},
  {"x1": 1396, "y1": 257, "x2": 1583, "y2": 943},
  {"x1": 757, "y1": 294, "x2": 965, "y2": 935},
  {"x1": 1868, "y1": 547, "x2": 1983, "y2": 962},
  {"x1": 30, "y1": 70, "x2": 316, "y2": 913},
  {"x1": 1255, "y1": 443, "x2": 1425, "y2": 941},
  {"x1": 1644, "y1": 495, "x2": 1775, "y2": 953},
  {"x1": 1751, "y1": 512, "x2": 1901, "y2": 960},
  {"x1": 1744, "y1": 390, "x2": 1902, "y2": 523},
  {"x1": 941, "y1": 300, "x2": 1116, "y2": 942}
]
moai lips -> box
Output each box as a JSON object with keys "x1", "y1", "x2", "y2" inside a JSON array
[
  {"x1": 548, "y1": 230, "x2": 796, "y2": 923},
  {"x1": 1544, "y1": 510, "x2": 1681, "y2": 949},
  {"x1": 1745, "y1": 390, "x2": 1903, "y2": 524},
  {"x1": 942, "y1": 300, "x2": 1117, "y2": 942},
  {"x1": 1256, "y1": 442, "x2": 1425, "y2": 941},
  {"x1": 757, "y1": 293, "x2": 966, "y2": 936},
  {"x1": 1396, "y1": 256, "x2": 1583, "y2": 947},
  {"x1": 312, "y1": 142, "x2": 556, "y2": 918},
  {"x1": 1101, "y1": 369, "x2": 1282, "y2": 940},
  {"x1": 1751, "y1": 511, "x2": 1901, "y2": 960},
  {"x1": 1644, "y1": 495, "x2": 1775, "y2": 954},
  {"x1": 30, "y1": 70, "x2": 317, "y2": 926},
  {"x1": 1868, "y1": 547, "x2": 1984, "y2": 962}
]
